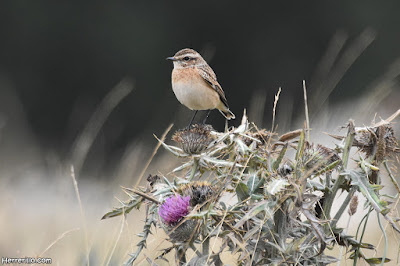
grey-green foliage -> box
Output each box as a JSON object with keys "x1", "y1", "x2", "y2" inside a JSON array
[{"x1": 103, "y1": 113, "x2": 400, "y2": 265}]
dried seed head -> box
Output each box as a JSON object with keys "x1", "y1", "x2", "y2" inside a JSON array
[
  {"x1": 354, "y1": 125, "x2": 399, "y2": 159},
  {"x1": 354, "y1": 128, "x2": 377, "y2": 157},
  {"x1": 172, "y1": 124, "x2": 214, "y2": 154},
  {"x1": 348, "y1": 195, "x2": 359, "y2": 216},
  {"x1": 178, "y1": 181, "x2": 215, "y2": 207},
  {"x1": 303, "y1": 142, "x2": 341, "y2": 173}
]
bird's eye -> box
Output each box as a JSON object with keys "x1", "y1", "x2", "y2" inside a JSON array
[{"x1": 183, "y1": 56, "x2": 190, "y2": 61}]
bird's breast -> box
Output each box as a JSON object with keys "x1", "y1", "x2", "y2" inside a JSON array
[{"x1": 171, "y1": 68, "x2": 220, "y2": 110}]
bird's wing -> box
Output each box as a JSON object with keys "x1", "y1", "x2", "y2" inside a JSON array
[{"x1": 198, "y1": 64, "x2": 229, "y2": 108}]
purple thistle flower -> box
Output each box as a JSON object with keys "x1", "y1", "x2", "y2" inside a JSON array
[{"x1": 159, "y1": 195, "x2": 190, "y2": 225}]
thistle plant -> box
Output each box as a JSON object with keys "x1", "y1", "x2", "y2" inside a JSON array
[{"x1": 103, "y1": 110, "x2": 400, "y2": 265}]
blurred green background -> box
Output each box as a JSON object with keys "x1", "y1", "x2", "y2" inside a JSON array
[{"x1": 0, "y1": 1, "x2": 399, "y2": 176}]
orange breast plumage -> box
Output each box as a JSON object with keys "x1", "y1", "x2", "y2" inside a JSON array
[{"x1": 171, "y1": 68, "x2": 220, "y2": 110}]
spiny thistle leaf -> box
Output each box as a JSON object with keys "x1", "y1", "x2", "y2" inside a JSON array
[
  {"x1": 364, "y1": 257, "x2": 391, "y2": 264},
  {"x1": 236, "y1": 182, "x2": 249, "y2": 202},
  {"x1": 314, "y1": 159, "x2": 341, "y2": 176},
  {"x1": 101, "y1": 197, "x2": 142, "y2": 220},
  {"x1": 346, "y1": 170, "x2": 388, "y2": 214},
  {"x1": 247, "y1": 174, "x2": 264, "y2": 194},
  {"x1": 272, "y1": 142, "x2": 288, "y2": 170},
  {"x1": 234, "y1": 200, "x2": 272, "y2": 228},
  {"x1": 266, "y1": 178, "x2": 289, "y2": 195}
]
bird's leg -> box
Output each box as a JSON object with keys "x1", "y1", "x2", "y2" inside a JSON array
[
  {"x1": 187, "y1": 110, "x2": 198, "y2": 128},
  {"x1": 202, "y1": 110, "x2": 211, "y2": 124}
]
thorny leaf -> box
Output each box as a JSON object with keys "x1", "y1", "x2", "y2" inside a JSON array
[
  {"x1": 187, "y1": 254, "x2": 223, "y2": 266},
  {"x1": 234, "y1": 200, "x2": 272, "y2": 228},
  {"x1": 361, "y1": 159, "x2": 379, "y2": 171},
  {"x1": 201, "y1": 155, "x2": 243, "y2": 168},
  {"x1": 346, "y1": 170, "x2": 388, "y2": 215},
  {"x1": 364, "y1": 257, "x2": 391, "y2": 264},
  {"x1": 333, "y1": 229, "x2": 375, "y2": 250},
  {"x1": 236, "y1": 182, "x2": 249, "y2": 202},
  {"x1": 314, "y1": 160, "x2": 341, "y2": 176},
  {"x1": 296, "y1": 194, "x2": 334, "y2": 255},
  {"x1": 266, "y1": 178, "x2": 289, "y2": 195},
  {"x1": 124, "y1": 204, "x2": 158, "y2": 266},
  {"x1": 172, "y1": 160, "x2": 194, "y2": 173},
  {"x1": 349, "y1": 251, "x2": 391, "y2": 264},
  {"x1": 156, "y1": 136, "x2": 188, "y2": 157},
  {"x1": 101, "y1": 196, "x2": 142, "y2": 219},
  {"x1": 234, "y1": 138, "x2": 250, "y2": 154},
  {"x1": 247, "y1": 174, "x2": 264, "y2": 194},
  {"x1": 272, "y1": 142, "x2": 288, "y2": 170}
]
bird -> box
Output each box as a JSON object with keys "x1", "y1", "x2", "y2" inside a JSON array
[{"x1": 167, "y1": 48, "x2": 235, "y2": 126}]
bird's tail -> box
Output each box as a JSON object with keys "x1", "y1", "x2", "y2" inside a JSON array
[{"x1": 219, "y1": 108, "x2": 235, "y2": 120}]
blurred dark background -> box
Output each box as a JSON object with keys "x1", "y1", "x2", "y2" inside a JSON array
[{"x1": 0, "y1": 1, "x2": 399, "y2": 179}]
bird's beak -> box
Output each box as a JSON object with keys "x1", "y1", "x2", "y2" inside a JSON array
[{"x1": 166, "y1": 56, "x2": 177, "y2": 61}]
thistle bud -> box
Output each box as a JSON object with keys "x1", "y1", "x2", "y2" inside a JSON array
[{"x1": 178, "y1": 181, "x2": 215, "y2": 207}]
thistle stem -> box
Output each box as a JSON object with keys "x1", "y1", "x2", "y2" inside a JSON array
[
  {"x1": 354, "y1": 207, "x2": 373, "y2": 266},
  {"x1": 384, "y1": 160, "x2": 400, "y2": 194},
  {"x1": 203, "y1": 236, "x2": 210, "y2": 255},
  {"x1": 323, "y1": 121, "x2": 355, "y2": 220},
  {"x1": 189, "y1": 158, "x2": 199, "y2": 181},
  {"x1": 331, "y1": 187, "x2": 356, "y2": 228},
  {"x1": 176, "y1": 246, "x2": 187, "y2": 265},
  {"x1": 377, "y1": 212, "x2": 387, "y2": 266}
]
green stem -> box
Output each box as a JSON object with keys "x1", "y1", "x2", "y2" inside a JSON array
[
  {"x1": 190, "y1": 242, "x2": 202, "y2": 257},
  {"x1": 323, "y1": 174, "x2": 343, "y2": 220},
  {"x1": 377, "y1": 212, "x2": 387, "y2": 266},
  {"x1": 326, "y1": 172, "x2": 331, "y2": 189},
  {"x1": 331, "y1": 187, "x2": 356, "y2": 228},
  {"x1": 189, "y1": 158, "x2": 199, "y2": 181},
  {"x1": 337, "y1": 215, "x2": 352, "y2": 266},
  {"x1": 354, "y1": 207, "x2": 373, "y2": 266},
  {"x1": 203, "y1": 236, "x2": 210, "y2": 255},
  {"x1": 323, "y1": 121, "x2": 355, "y2": 220},
  {"x1": 176, "y1": 246, "x2": 187, "y2": 265},
  {"x1": 384, "y1": 160, "x2": 400, "y2": 194}
]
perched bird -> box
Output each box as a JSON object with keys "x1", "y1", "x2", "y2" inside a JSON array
[{"x1": 167, "y1": 48, "x2": 235, "y2": 125}]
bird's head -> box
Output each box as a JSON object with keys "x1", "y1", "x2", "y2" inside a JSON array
[{"x1": 167, "y1": 48, "x2": 205, "y2": 68}]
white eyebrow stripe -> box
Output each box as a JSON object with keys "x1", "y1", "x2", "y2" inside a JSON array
[{"x1": 178, "y1": 53, "x2": 200, "y2": 58}]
